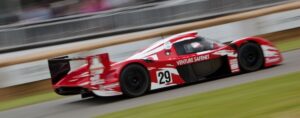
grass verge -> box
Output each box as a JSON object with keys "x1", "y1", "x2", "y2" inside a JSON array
[
  {"x1": 0, "y1": 92, "x2": 63, "y2": 111},
  {"x1": 97, "y1": 71, "x2": 300, "y2": 118},
  {"x1": 275, "y1": 37, "x2": 300, "y2": 52}
]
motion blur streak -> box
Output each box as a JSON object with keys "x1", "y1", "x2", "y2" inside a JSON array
[
  {"x1": 0, "y1": 49, "x2": 299, "y2": 118},
  {"x1": 0, "y1": 8, "x2": 299, "y2": 88}
]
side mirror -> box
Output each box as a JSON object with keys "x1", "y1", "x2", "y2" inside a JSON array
[
  {"x1": 164, "y1": 41, "x2": 172, "y2": 55},
  {"x1": 164, "y1": 41, "x2": 172, "y2": 50}
]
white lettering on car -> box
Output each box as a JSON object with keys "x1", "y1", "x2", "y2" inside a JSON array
[{"x1": 176, "y1": 55, "x2": 210, "y2": 66}]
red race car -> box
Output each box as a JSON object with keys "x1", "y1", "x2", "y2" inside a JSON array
[{"x1": 48, "y1": 31, "x2": 283, "y2": 97}]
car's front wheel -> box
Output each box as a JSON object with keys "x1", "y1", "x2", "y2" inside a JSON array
[
  {"x1": 238, "y1": 42, "x2": 264, "y2": 72},
  {"x1": 120, "y1": 64, "x2": 150, "y2": 97}
]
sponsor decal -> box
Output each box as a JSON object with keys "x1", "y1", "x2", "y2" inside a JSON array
[
  {"x1": 176, "y1": 55, "x2": 210, "y2": 65},
  {"x1": 156, "y1": 70, "x2": 172, "y2": 84},
  {"x1": 229, "y1": 59, "x2": 239, "y2": 73}
]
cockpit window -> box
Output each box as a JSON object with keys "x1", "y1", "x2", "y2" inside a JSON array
[{"x1": 174, "y1": 37, "x2": 214, "y2": 55}]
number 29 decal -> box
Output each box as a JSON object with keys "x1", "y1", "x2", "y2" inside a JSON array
[{"x1": 156, "y1": 70, "x2": 172, "y2": 84}]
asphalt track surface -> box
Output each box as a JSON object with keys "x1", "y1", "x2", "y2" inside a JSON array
[{"x1": 1, "y1": 49, "x2": 300, "y2": 118}]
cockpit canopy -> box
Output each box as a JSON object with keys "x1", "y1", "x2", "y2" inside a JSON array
[{"x1": 173, "y1": 37, "x2": 215, "y2": 55}]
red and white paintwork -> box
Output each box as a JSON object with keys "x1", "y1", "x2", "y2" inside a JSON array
[{"x1": 52, "y1": 31, "x2": 283, "y2": 97}]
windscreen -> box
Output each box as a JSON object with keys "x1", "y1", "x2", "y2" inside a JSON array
[{"x1": 174, "y1": 37, "x2": 215, "y2": 55}]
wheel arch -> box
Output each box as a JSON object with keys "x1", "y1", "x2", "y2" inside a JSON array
[
  {"x1": 120, "y1": 62, "x2": 149, "y2": 75},
  {"x1": 230, "y1": 37, "x2": 272, "y2": 49},
  {"x1": 235, "y1": 40, "x2": 265, "y2": 72},
  {"x1": 119, "y1": 61, "x2": 152, "y2": 92},
  {"x1": 230, "y1": 37, "x2": 258, "y2": 48}
]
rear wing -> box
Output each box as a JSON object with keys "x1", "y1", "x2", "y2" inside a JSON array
[{"x1": 48, "y1": 53, "x2": 111, "y2": 85}]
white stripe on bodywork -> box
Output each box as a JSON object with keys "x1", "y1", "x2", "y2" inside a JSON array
[
  {"x1": 128, "y1": 31, "x2": 198, "y2": 60},
  {"x1": 213, "y1": 50, "x2": 237, "y2": 57},
  {"x1": 261, "y1": 45, "x2": 279, "y2": 57},
  {"x1": 137, "y1": 32, "x2": 196, "y2": 55},
  {"x1": 151, "y1": 82, "x2": 176, "y2": 90},
  {"x1": 79, "y1": 81, "x2": 89, "y2": 86},
  {"x1": 128, "y1": 46, "x2": 165, "y2": 60},
  {"x1": 159, "y1": 68, "x2": 179, "y2": 75},
  {"x1": 91, "y1": 82, "x2": 122, "y2": 96},
  {"x1": 196, "y1": 50, "x2": 213, "y2": 55},
  {"x1": 173, "y1": 37, "x2": 195, "y2": 43},
  {"x1": 92, "y1": 90, "x2": 122, "y2": 97}
]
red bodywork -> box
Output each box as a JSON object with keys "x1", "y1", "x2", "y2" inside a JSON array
[{"x1": 49, "y1": 31, "x2": 283, "y2": 97}]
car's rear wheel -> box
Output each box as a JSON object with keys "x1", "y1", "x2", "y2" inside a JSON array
[
  {"x1": 238, "y1": 42, "x2": 264, "y2": 72},
  {"x1": 120, "y1": 64, "x2": 150, "y2": 97}
]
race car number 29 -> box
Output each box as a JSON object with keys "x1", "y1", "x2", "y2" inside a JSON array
[{"x1": 157, "y1": 70, "x2": 172, "y2": 84}]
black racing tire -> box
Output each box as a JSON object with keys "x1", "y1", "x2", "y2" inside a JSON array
[
  {"x1": 120, "y1": 64, "x2": 150, "y2": 97},
  {"x1": 238, "y1": 42, "x2": 264, "y2": 72}
]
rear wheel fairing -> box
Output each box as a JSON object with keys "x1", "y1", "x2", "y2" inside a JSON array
[
  {"x1": 92, "y1": 60, "x2": 154, "y2": 96},
  {"x1": 91, "y1": 73, "x2": 122, "y2": 97},
  {"x1": 90, "y1": 61, "x2": 128, "y2": 97}
]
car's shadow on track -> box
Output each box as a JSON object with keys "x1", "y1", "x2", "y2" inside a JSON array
[
  {"x1": 65, "y1": 65, "x2": 280, "y2": 106},
  {"x1": 65, "y1": 95, "x2": 127, "y2": 106}
]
